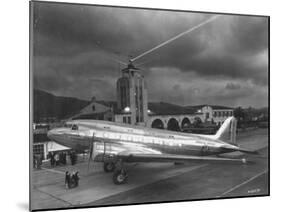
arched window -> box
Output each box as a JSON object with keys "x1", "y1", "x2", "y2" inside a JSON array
[
  {"x1": 151, "y1": 119, "x2": 164, "y2": 129},
  {"x1": 181, "y1": 117, "x2": 191, "y2": 129},
  {"x1": 167, "y1": 118, "x2": 180, "y2": 131}
]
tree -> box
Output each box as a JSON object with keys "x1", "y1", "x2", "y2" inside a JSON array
[
  {"x1": 193, "y1": 117, "x2": 202, "y2": 127},
  {"x1": 234, "y1": 107, "x2": 245, "y2": 129}
]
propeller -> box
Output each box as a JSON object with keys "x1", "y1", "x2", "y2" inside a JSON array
[
  {"x1": 87, "y1": 133, "x2": 108, "y2": 173},
  {"x1": 87, "y1": 133, "x2": 95, "y2": 173},
  {"x1": 103, "y1": 141, "x2": 106, "y2": 162}
]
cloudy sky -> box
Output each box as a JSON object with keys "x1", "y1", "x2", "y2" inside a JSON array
[{"x1": 32, "y1": 2, "x2": 268, "y2": 108}]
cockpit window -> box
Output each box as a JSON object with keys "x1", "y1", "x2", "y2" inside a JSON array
[{"x1": 71, "y1": 124, "x2": 78, "y2": 130}]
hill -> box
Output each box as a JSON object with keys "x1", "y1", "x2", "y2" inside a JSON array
[
  {"x1": 33, "y1": 89, "x2": 267, "y2": 122},
  {"x1": 33, "y1": 89, "x2": 89, "y2": 122}
]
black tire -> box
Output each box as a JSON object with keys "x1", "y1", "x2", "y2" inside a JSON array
[
  {"x1": 103, "y1": 162, "x2": 115, "y2": 172},
  {"x1": 113, "y1": 170, "x2": 127, "y2": 185}
]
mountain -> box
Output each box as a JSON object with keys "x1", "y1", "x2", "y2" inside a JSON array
[
  {"x1": 32, "y1": 90, "x2": 196, "y2": 122},
  {"x1": 33, "y1": 89, "x2": 89, "y2": 122},
  {"x1": 34, "y1": 89, "x2": 267, "y2": 122},
  {"x1": 185, "y1": 104, "x2": 233, "y2": 110}
]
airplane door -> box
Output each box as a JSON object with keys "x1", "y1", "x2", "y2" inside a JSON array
[
  {"x1": 91, "y1": 141, "x2": 103, "y2": 162},
  {"x1": 91, "y1": 141, "x2": 113, "y2": 162}
]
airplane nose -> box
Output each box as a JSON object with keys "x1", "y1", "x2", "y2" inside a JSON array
[
  {"x1": 47, "y1": 128, "x2": 66, "y2": 142},
  {"x1": 47, "y1": 129, "x2": 59, "y2": 140},
  {"x1": 47, "y1": 129, "x2": 54, "y2": 140}
]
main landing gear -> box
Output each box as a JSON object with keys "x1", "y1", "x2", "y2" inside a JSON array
[
  {"x1": 111, "y1": 159, "x2": 128, "y2": 185},
  {"x1": 103, "y1": 159, "x2": 128, "y2": 185},
  {"x1": 113, "y1": 169, "x2": 128, "y2": 185}
]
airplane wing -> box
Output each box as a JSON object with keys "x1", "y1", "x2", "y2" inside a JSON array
[
  {"x1": 116, "y1": 151, "x2": 247, "y2": 164},
  {"x1": 93, "y1": 139, "x2": 247, "y2": 164}
]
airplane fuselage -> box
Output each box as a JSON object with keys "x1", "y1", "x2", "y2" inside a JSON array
[{"x1": 48, "y1": 119, "x2": 238, "y2": 157}]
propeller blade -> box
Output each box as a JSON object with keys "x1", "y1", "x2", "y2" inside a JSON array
[
  {"x1": 87, "y1": 134, "x2": 95, "y2": 172},
  {"x1": 103, "y1": 142, "x2": 106, "y2": 162}
]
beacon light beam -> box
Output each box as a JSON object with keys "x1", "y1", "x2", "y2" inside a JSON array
[{"x1": 131, "y1": 15, "x2": 221, "y2": 62}]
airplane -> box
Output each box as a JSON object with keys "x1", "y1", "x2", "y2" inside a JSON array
[{"x1": 47, "y1": 116, "x2": 258, "y2": 185}]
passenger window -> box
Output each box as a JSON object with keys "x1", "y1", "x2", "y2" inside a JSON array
[{"x1": 71, "y1": 125, "x2": 78, "y2": 130}]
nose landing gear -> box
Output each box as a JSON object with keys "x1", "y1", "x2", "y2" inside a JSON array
[{"x1": 103, "y1": 162, "x2": 115, "y2": 172}]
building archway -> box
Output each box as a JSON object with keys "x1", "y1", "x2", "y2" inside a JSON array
[
  {"x1": 181, "y1": 117, "x2": 191, "y2": 129},
  {"x1": 151, "y1": 119, "x2": 164, "y2": 129},
  {"x1": 167, "y1": 118, "x2": 180, "y2": 131}
]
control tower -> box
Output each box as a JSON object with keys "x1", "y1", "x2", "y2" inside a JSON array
[{"x1": 116, "y1": 61, "x2": 148, "y2": 125}]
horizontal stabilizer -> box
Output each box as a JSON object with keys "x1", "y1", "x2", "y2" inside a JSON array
[
  {"x1": 238, "y1": 148, "x2": 259, "y2": 155},
  {"x1": 221, "y1": 146, "x2": 259, "y2": 155}
]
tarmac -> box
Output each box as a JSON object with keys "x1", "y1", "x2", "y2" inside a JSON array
[{"x1": 31, "y1": 128, "x2": 269, "y2": 211}]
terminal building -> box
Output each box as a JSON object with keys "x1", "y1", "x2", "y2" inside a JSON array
[{"x1": 70, "y1": 63, "x2": 234, "y2": 130}]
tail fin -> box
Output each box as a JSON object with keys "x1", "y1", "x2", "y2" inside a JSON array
[{"x1": 213, "y1": 116, "x2": 237, "y2": 145}]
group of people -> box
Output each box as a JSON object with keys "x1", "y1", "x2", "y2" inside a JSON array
[
  {"x1": 65, "y1": 171, "x2": 80, "y2": 189},
  {"x1": 47, "y1": 151, "x2": 78, "y2": 167}
]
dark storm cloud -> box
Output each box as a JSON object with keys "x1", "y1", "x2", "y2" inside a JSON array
[
  {"x1": 33, "y1": 2, "x2": 189, "y2": 58},
  {"x1": 144, "y1": 15, "x2": 268, "y2": 86},
  {"x1": 32, "y1": 2, "x2": 268, "y2": 107},
  {"x1": 225, "y1": 82, "x2": 241, "y2": 90}
]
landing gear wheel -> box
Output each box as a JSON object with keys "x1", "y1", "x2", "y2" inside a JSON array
[
  {"x1": 103, "y1": 162, "x2": 115, "y2": 172},
  {"x1": 113, "y1": 169, "x2": 128, "y2": 185}
]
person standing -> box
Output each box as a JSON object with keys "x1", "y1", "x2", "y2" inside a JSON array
[
  {"x1": 62, "y1": 152, "x2": 67, "y2": 165},
  {"x1": 70, "y1": 151, "x2": 77, "y2": 165},
  {"x1": 73, "y1": 171, "x2": 80, "y2": 187},
  {"x1": 33, "y1": 155, "x2": 37, "y2": 169},
  {"x1": 34, "y1": 154, "x2": 42, "y2": 169},
  {"x1": 65, "y1": 171, "x2": 70, "y2": 189},
  {"x1": 49, "y1": 152, "x2": 55, "y2": 167},
  {"x1": 54, "y1": 153, "x2": 59, "y2": 166},
  {"x1": 73, "y1": 152, "x2": 77, "y2": 165},
  {"x1": 38, "y1": 154, "x2": 42, "y2": 169},
  {"x1": 70, "y1": 151, "x2": 74, "y2": 165}
]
